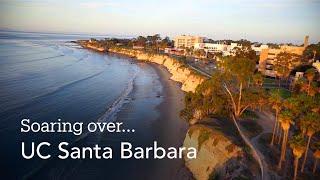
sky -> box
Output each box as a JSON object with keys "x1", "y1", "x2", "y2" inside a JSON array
[{"x1": 0, "y1": 0, "x2": 319, "y2": 43}]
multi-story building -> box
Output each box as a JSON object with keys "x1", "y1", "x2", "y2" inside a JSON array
[
  {"x1": 174, "y1": 35, "x2": 204, "y2": 48},
  {"x1": 194, "y1": 43, "x2": 227, "y2": 52},
  {"x1": 194, "y1": 42, "x2": 247, "y2": 56},
  {"x1": 258, "y1": 36, "x2": 309, "y2": 77}
]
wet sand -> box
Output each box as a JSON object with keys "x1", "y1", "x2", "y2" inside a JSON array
[{"x1": 148, "y1": 63, "x2": 193, "y2": 180}]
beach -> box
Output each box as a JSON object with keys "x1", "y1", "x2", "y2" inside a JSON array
[
  {"x1": 148, "y1": 63, "x2": 193, "y2": 180},
  {"x1": 0, "y1": 31, "x2": 193, "y2": 179}
]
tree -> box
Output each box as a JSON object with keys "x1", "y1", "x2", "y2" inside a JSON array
[
  {"x1": 304, "y1": 68, "x2": 316, "y2": 95},
  {"x1": 185, "y1": 47, "x2": 193, "y2": 56},
  {"x1": 299, "y1": 80, "x2": 319, "y2": 97},
  {"x1": 218, "y1": 56, "x2": 261, "y2": 119},
  {"x1": 219, "y1": 56, "x2": 266, "y2": 177},
  {"x1": 236, "y1": 39, "x2": 252, "y2": 48},
  {"x1": 303, "y1": 42, "x2": 320, "y2": 62},
  {"x1": 135, "y1": 36, "x2": 147, "y2": 47},
  {"x1": 269, "y1": 89, "x2": 284, "y2": 146},
  {"x1": 295, "y1": 94, "x2": 318, "y2": 114},
  {"x1": 180, "y1": 76, "x2": 227, "y2": 124},
  {"x1": 253, "y1": 72, "x2": 264, "y2": 87},
  {"x1": 159, "y1": 36, "x2": 172, "y2": 49},
  {"x1": 233, "y1": 46, "x2": 258, "y2": 61},
  {"x1": 278, "y1": 110, "x2": 295, "y2": 169},
  {"x1": 273, "y1": 52, "x2": 301, "y2": 87},
  {"x1": 181, "y1": 53, "x2": 267, "y2": 178},
  {"x1": 146, "y1": 34, "x2": 161, "y2": 51},
  {"x1": 194, "y1": 49, "x2": 206, "y2": 58},
  {"x1": 289, "y1": 134, "x2": 306, "y2": 180},
  {"x1": 312, "y1": 142, "x2": 320, "y2": 174},
  {"x1": 300, "y1": 112, "x2": 320, "y2": 172}
]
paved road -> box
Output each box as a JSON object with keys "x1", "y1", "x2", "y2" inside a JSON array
[{"x1": 186, "y1": 63, "x2": 212, "y2": 78}]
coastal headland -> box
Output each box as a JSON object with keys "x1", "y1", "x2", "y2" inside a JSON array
[{"x1": 77, "y1": 40, "x2": 257, "y2": 179}]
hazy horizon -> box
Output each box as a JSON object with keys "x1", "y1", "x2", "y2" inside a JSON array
[{"x1": 1, "y1": 0, "x2": 319, "y2": 44}]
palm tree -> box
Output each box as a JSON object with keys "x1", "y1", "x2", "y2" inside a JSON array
[
  {"x1": 278, "y1": 128, "x2": 283, "y2": 145},
  {"x1": 304, "y1": 68, "x2": 316, "y2": 95},
  {"x1": 269, "y1": 90, "x2": 283, "y2": 146},
  {"x1": 300, "y1": 112, "x2": 320, "y2": 172},
  {"x1": 300, "y1": 80, "x2": 319, "y2": 97},
  {"x1": 289, "y1": 134, "x2": 306, "y2": 180},
  {"x1": 278, "y1": 110, "x2": 295, "y2": 169},
  {"x1": 312, "y1": 142, "x2": 320, "y2": 174},
  {"x1": 221, "y1": 57, "x2": 266, "y2": 178},
  {"x1": 253, "y1": 73, "x2": 264, "y2": 87}
]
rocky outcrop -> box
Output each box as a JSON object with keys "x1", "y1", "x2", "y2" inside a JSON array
[
  {"x1": 183, "y1": 125, "x2": 245, "y2": 180},
  {"x1": 108, "y1": 47, "x2": 206, "y2": 92}
]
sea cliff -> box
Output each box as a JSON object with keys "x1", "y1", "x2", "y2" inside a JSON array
[
  {"x1": 78, "y1": 41, "x2": 206, "y2": 92},
  {"x1": 78, "y1": 42, "x2": 249, "y2": 179},
  {"x1": 183, "y1": 125, "x2": 251, "y2": 180},
  {"x1": 78, "y1": 40, "x2": 107, "y2": 52},
  {"x1": 107, "y1": 47, "x2": 206, "y2": 92}
]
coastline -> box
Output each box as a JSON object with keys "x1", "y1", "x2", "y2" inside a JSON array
[
  {"x1": 78, "y1": 44, "x2": 196, "y2": 179},
  {"x1": 26, "y1": 49, "x2": 193, "y2": 179},
  {"x1": 78, "y1": 41, "x2": 207, "y2": 93},
  {"x1": 107, "y1": 47, "x2": 206, "y2": 93},
  {"x1": 150, "y1": 63, "x2": 194, "y2": 180},
  {"x1": 100, "y1": 52, "x2": 194, "y2": 179}
]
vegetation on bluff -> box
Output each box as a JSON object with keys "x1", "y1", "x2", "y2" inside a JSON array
[
  {"x1": 80, "y1": 35, "x2": 320, "y2": 178},
  {"x1": 181, "y1": 45, "x2": 320, "y2": 179}
]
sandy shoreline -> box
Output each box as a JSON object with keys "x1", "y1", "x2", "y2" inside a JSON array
[
  {"x1": 148, "y1": 63, "x2": 194, "y2": 180},
  {"x1": 73, "y1": 49, "x2": 194, "y2": 179}
]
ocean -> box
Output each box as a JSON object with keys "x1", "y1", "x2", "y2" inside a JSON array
[{"x1": 0, "y1": 31, "x2": 189, "y2": 180}]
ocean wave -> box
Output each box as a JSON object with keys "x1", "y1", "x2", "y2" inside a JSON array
[
  {"x1": 75, "y1": 69, "x2": 138, "y2": 143},
  {"x1": 19, "y1": 69, "x2": 139, "y2": 179},
  {"x1": 24, "y1": 69, "x2": 107, "y2": 101},
  {"x1": 98, "y1": 71, "x2": 137, "y2": 123},
  {"x1": 0, "y1": 55, "x2": 64, "y2": 65},
  {"x1": 0, "y1": 50, "x2": 52, "y2": 58},
  {"x1": 0, "y1": 69, "x2": 107, "y2": 119},
  {"x1": 60, "y1": 54, "x2": 89, "y2": 69}
]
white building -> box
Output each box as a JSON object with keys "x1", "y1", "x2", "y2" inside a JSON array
[
  {"x1": 194, "y1": 43, "x2": 227, "y2": 52},
  {"x1": 229, "y1": 43, "x2": 242, "y2": 50},
  {"x1": 195, "y1": 42, "x2": 269, "y2": 57},
  {"x1": 251, "y1": 44, "x2": 269, "y2": 55},
  {"x1": 194, "y1": 42, "x2": 242, "y2": 56}
]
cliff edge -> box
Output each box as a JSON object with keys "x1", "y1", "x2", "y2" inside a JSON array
[
  {"x1": 183, "y1": 125, "x2": 252, "y2": 180},
  {"x1": 108, "y1": 47, "x2": 206, "y2": 92}
]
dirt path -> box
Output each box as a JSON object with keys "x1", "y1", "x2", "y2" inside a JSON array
[{"x1": 250, "y1": 111, "x2": 278, "y2": 180}]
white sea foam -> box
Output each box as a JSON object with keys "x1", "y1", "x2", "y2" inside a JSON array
[
  {"x1": 97, "y1": 70, "x2": 138, "y2": 123},
  {"x1": 75, "y1": 66, "x2": 139, "y2": 143}
]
